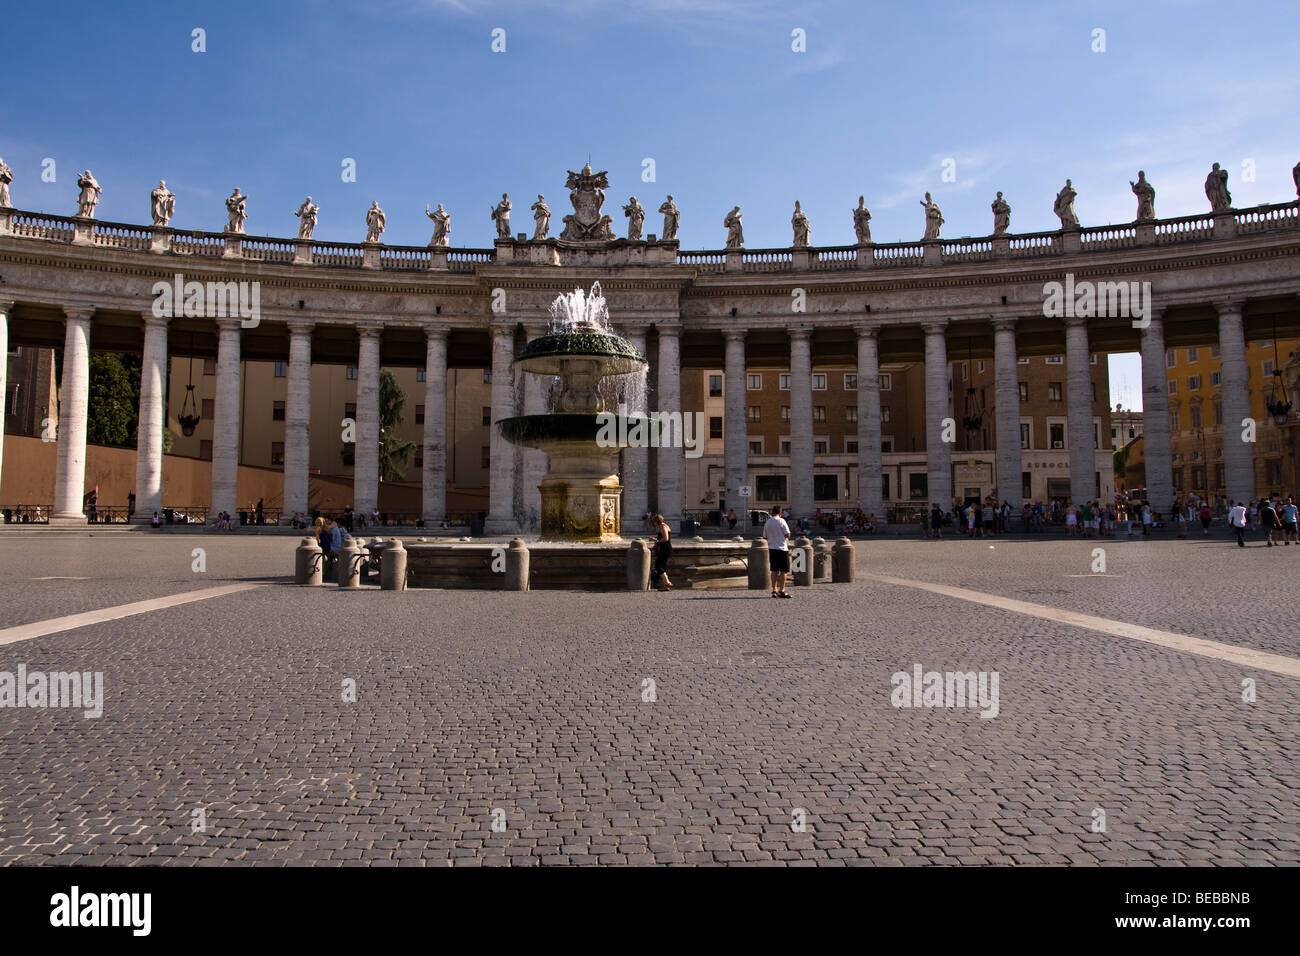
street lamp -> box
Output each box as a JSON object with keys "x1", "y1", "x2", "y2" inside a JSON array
[{"x1": 1267, "y1": 319, "x2": 1293, "y2": 425}]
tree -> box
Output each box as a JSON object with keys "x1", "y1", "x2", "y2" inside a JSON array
[
  {"x1": 85, "y1": 353, "x2": 140, "y2": 447},
  {"x1": 378, "y1": 369, "x2": 417, "y2": 483},
  {"x1": 1113, "y1": 443, "x2": 1128, "y2": 479}
]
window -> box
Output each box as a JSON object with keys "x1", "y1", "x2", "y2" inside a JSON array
[
  {"x1": 814, "y1": 439, "x2": 829, "y2": 455},
  {"x1": 1093, "y1": 422, "x2": 1100, "y2": 449},
  {"x1": 271, "y1": 441, "x2": 284, "y2": 465},
  {"x1": 1090, "y1": 353, "x2": 1098, "y2": 365},
  {"x1": 779, "y1": 440, "x2": 791, "y2": 455},
  {"x1": 1049, "y1": 423, "x2": 1066, "y2": 448},
  {"x1": 201, "y1": 398, "x2": 215, "y2": 419},
  {"x1": 1210, "y1": 371, "x2": 1221, "y2": 386},
  {"x1": 346, "y1": 366, "x2": 358, "y2": 380},
  {"x1": 709, "y1": 416, "x2": 723, "y2": 439},
  {"x1": 1190, "y1": 404, "x2": 1202, "y2": 428},
  {"x1": 909, "y1": 473, "x2": 928, "y2": 499},
  {"x1": 1046, "y1": 355, "x2": 1063, "y2": 365},
  {"x1": 483, "y1": 371, "x2": 493, "y2": 384},
  {"x1": 879, "y1": 373, "x2": 892, "y2": 391},
  {"x1": 415, "y1": 405, "x2": 425, "y2": 425},
  {"x1": 1166, "y1": 350, "x2": 1177, "y2": 367},
  {"x1": 1263, "y1": 360, "x2": 1275, "y2": 377},
  {"x1": 203, "y1": 358, "x2": 216, "y2": 375},
  {"x1": 1211, "y1": 346, "x2": 1220, "y2": 357},
  {"x1": 1019, "y1": 382, "x2": 1029, "y2": 403},
  {"x1": 1091, "y1": 382, "x2": 1096, "y2": 402},
  {"x1": 1020, "y1": 423, "x2": 1031, "y2": 449},
  {"x1": 482, "y1": 406, "x2": 491, "y2": 427},
  {"x1": 813, "y1": 406, "x2": 827, "y2": 423},
  {"x1": 1018, "y1": 357, "x2": 1030, "y2": 365},
  {"x1": 417, "y1": 368, "x2": 426, "y2": 382},
  {"x1": 756, "y1": 475, "x2": 786, "y2": 501},
  {"x1": 748, "y1": 439, "x2": 764, "y2": 455},
  {"x1": 779, "y1": 373, "x2": 791, "y2": 390},
  {"x1": 881, "y1": 439, "x2": 893, "y2": 453},
  {"x1": 881, "y1": 406, "x2": 890, "y2": 423},
  {"x1": 1215, "y1": 464, "x2": 1225, "y2": 488},
  {"x1": 708, "y1": 374, "x2": 723, "y2": 397},
  {"x1": 1187, "y1": 375, "x2": 1201, "y2": 391},
  {"x1": 781, "y1": 406, "x2": 791, "y2": 422},
  {"x1": 882, "y1": 474, "x2": 891, "y2": 500},
  {"x1": 273, "y1": 361, "x2": 287, "y2": 378},
  {"x1": 960, "y1": 362, "x2": 968, "y2": 382},
  {"x1": 746, "y1": 405, "x2": 761, "y2": 423},
  {"x1": 1172, "y1": 468, "x2": 1184, "y2": 490},
  {"x1": 977, "y1": 361, "x2": 985, "y2": 374},
  {"x1": 845, "y1": 440, "x2": 859, "y2": 454},
  {"x1": 1167, "y1": 380, "x2": 1177, "y2": 394},
  {"x1": 1048, "y1": 382, "x2": 1063, "y2": 402},
  {"x1": 845, "y1": 406, "x2": 858, "y2": 423},
  {"x1": 1193, "y1": 466, "x2": 1206, "y2": 490},
  {"x1": 1111, "y1": 428, "x2": 1118, "y2": 440},
  {"x1": 812, "y1": 373, "x2": 827, "y2": 390},
  {"x1": 1188, "y1": 348, "x2": 1199, "y2": 362},
  {"x1": 481, "y1": 446, "x2": 491, "y2": 469},
  {"x1": 814, "y1": 474, "x2": 837, "y2": 499},
  {"x1": 272, "y1": 401, "x2": 285, "y2": 421},
  {"x1": 1213, "y1": 400, "x2": 1223, "y2": 425},
  {"x1": 843, "y1": 373, "x2": 858, "y2": 390},
  {"x1": 199, "y1": 440, "x2": 213, "y2": 460},
  {"x1": 1170, "y1": 411, "x2": 1180, "y2": 431},
  {"x1": 747, "y1": 373, "x2": 762, "y2": 390},
  {"x1": 414, "y1": 449, "x2": 423, "y2": 468},
  {"x1": 345, "y1": 402, "x2": 356, "y2": 418}
]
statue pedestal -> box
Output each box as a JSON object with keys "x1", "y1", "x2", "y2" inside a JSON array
[
  {"x1": 855, "y1": 242, "x2": 874, "y2": 269},
  {"x1": 362, "y1": 242, "x2": 381, "y2": 270},
  {"x1": 72, "y1": 217, "x2": 95, "y2": 245},
  {"x1": 992, "y1": 236, "x2": 1010, "y2": 258},
  {"x1": 1136, "y1": 221, "x2": 1156, "y2": 245},
  {"x1": 222, "y1": 234, "x2": 243, "y2": 258},
  {"x1": 1060, "y1": 227, "x2": 1081, "y2": 254},
  {"x1": 792, "y1": 248, "x2": 811, "y2": 270},
  {"x1": 293, "y1": 239, "x2": 313, "y2": 265},
  {"x1": 725, "y1": 250, "x2": 743, "y2": 272},
  {"x1": 0, "y1": 208, "x2": 11, "y2": 236},
  {"x1": 428, "y1": 248, "x2": 448, "y2": 270},
  {"x1": 1212, "y1": 211, "x2": 1237, "y2": 240},
  {"x1": 922, "y1": 241, "x2": 941, "y2": 266},
  {"x1": 149, "y1": 227, "x2": 172, "y2": 254},
  {"x1": 536, "y1": 447, "x2": 623, "y2": 542}
]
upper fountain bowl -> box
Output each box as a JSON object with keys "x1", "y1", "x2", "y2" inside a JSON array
[{"x1": 513, "y1": 331, "x2": 646, "y2": 377}]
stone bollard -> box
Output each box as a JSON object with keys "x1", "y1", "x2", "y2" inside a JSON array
[
  {"x1": 380, "y1": 538, "x2": 407, "y2": 591},
  {"x1": 812, "y1": 536, "x2": 830, "y2": 581},
  {"x1": 626, "y1": 539, "x2": 651, "y2": 591},
  {"x1": 748, "y1": 538, "x2": 769, "y2": 590},
  {"x1": 295, "y1": 536, "x2": 323, "y2": 586},
  {"x1": 791, "y1": 536, "x2": 813, "y2": 587},
  {"x1": 504, "y1": 537, "x2": 529, "y2": 591},
  {"x1": 832, "y1": 536, "x2": 855, "y2": 583},
  {"x1": 337, "y1": 538, "x2": 362, "y2": 588}
]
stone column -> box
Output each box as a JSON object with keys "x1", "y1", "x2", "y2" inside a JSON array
[
  {"x1": 421, "y1": 323, "x2": 448, "y2": 527},
  {"x1": 133, "y1": 313, "x2": 169, "y2": 523},
  {"x1": 789, "y1": 326, "x2": 814, "y2": 520},
  {"x1": 0, "y1": 302, "x2": 10, "y2": 504},
  {"x1": 282, "y1": 321, "x2": 313, "y2": 521},
  {"x1": 1065, "y1": 316, "x2": 1094, "y2": 506},
  {"x1": 656, "y1": 322, "x2": 683, "y2": 524},
  {"x1": 923, "y1": 321, "x2": 953, "y2": 510},
  {"x1": 485, "y1": 323, "x2": 519, "y2": 534},
  {"x1": 855, "y1": 322, "x2": 884, "y2": 521},
  {"x1": 992, "y1": 318, "x2": 1023, "y2": 506},
  {"x1": 521, "y1": 323, "x2": 548, "y2": 527},
  {"x1": 1139, "y1": 311, "x2": 1174, "y2": 515},
  {"x1": 723, "y1": 329, "x2": 748, "y2": 510},
  {"x1": 1217, "y1": 300, "x2": 1255, "y2": 507},
  {"x1": 354, "y1": 324, "x2": 382, "y2": 520},
  {"x1": 620, "y1": 325, "x2": 649, "y2": 525},
  {"x1": 210, "y1": 318, "x2": 242, "y2": 524},
  {"x1": 51, "y1": 309, "x2": 93, "y2": 524}
]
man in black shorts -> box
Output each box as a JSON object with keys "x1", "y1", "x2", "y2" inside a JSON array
[{"x1": 763, "y1": 504, "x2": 792, "y2": 598}]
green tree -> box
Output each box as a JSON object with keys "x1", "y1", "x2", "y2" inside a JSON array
[
  {"x1": 1113, "y1": 443, "x2": 1129, "y2": 479},
  {"x1": 85, "y1": 352, "x2": 141, "y2": 447},
  {"x1": 378, "y1": 369, "x2": 417, "y2": 483}
]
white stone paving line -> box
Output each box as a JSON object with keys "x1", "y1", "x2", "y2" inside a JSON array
[
  {"x1": 0, "y1": 583, "x2": 263, "y2": 646},
  {"x1": 862, "y1": 572, "x2": 1300, "y2": 681}
]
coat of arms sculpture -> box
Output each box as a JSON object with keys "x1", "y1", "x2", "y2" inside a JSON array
[{"x1": 560, "y1": 164, "x2": 616, "y2": 242}]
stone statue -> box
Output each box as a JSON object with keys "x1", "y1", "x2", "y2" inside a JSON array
[
  {"x1": 723, "y1": 206, "x2": 744, "y2": 249},
  {"x1": 491, "y1": 193, "x2": 512, "y2": 239},
  {"x1": 791, "y1": 200, "x2": 810, "y2": 247},
  {"x1": 365, "y1": 200, "x2": 386, "y2": 243},
  {"x1": 1130, "y1": 170, "x2": 1156, "y2": 220},
  {"x1": 623, "y1": 196, "x2": 645, "y2": 240},
  {"x1": 991, "y1": 191, "x2": 1011, "y2": 236},
  {"x1": 150, "y1": 180, "x2": 175, "y2": 226},
  {"x1": 293, "y1": 196, "x2": 319, "y2": 239},
  {"x1": 0, "y1": 158, "x2": 13, "y2": 208},
  {"x1": 75, "y1": 170, "x2": 102, "y2": 218},
  {"x1": 224, "y1": 187, "x2": 248, "y2": 234},
  {"x1": 560, "y1": 164, "x2": 615, "y2": 241},
  {"x1": 1293, "y1": 153, "x2": 1299, "y2": 198},
  {"x1": 530, "y1": 194, "x2": 550, "y2": 239},
  {"x1": 919, "y1": 192, "x2": 943, "y2": 241},
  {"x1": 852, "y1": 196, "x2": 872, "y2": 244},
  {"x1": 1205, "y1": 163, "x2": 1231, "y2": 211},
  {"x1": 426, "y1": 203, "x2": 450, "y2": 246},
  {"x1": 1053, "y1": 179, "x2": 1079, "y2": 228},
  {"x1": 659, "y1": 195, "x2": 679, "y2": 241}
]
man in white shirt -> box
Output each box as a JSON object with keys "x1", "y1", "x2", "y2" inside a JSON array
[
  {"x1": 1228, "y1": 501, "x2": 1248, "y2": 548},
  {"x1": 763, "y1": 505, "x2": 792, "y2": 599}
]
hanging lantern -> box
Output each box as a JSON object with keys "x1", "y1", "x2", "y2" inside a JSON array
[{"x1": 177, "y1": 333, "x2": 201, "y2": 436}]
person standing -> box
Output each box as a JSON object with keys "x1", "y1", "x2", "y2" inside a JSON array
[
  {"x1": 1141, "y1": 503, "x2": 1153, "y2": 536},
  {"x1": 930, "y1": 503, "x2": 944, "y2": 540},
  {"x1": 1281, "y1": 497, "x2": 1298, "y2": 545},
  {"x1": 1261, "y1": 497, "x2": 1282, "y2": 547},
  {"x1": 982, "y1": 501, "x2": 994, "y2": 537},
  {"x1": 763, "y1": 505, "x2": 792, "y2": 598},
  {"x1": 1199, "y1": 502, "x2": 1212, "y2": 536},
  {"x1": 650, "y1": 513, "x2": 673, "y2": 591},
  {"x1": 1228, "y1": 500, "x2": 1248, "y2": 548}
]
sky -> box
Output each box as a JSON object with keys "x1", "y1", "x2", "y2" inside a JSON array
[{"x1": 4, "y1": 0, "x2": 1298, "y2": 409}]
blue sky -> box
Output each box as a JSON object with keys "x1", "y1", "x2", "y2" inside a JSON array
[{"x1": 4, "y1": 0, "x2": 1298, "y2": 408}]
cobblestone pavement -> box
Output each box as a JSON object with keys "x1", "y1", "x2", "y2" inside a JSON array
[{"x1": 0, "y1": 534, "x2": 1296, "y2": 865}]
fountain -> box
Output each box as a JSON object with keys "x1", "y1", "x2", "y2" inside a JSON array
[{"x1": 498, "y1": 282, "x2": 650, "y2": 541}]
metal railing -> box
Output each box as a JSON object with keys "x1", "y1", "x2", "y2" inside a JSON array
[{"x1": 1, "y1": 504, "x2": 51, "y2": 523}]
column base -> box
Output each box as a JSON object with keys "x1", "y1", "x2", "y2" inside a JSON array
[
  {"x1": 48, "y1": 514, "x2": 88, "y2": 527},
  {"x1": 484, "y1": 518, "x2": 520, "y2": 536}
]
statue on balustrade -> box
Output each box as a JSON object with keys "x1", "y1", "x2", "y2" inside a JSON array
[
  {"x1": 991, "y1": 191, "x2": 1011, "y2": 235},
  {"x1": 623, "y1": 196, "x2": 645, "y2": 240},
  {"x1": 365, "y1": 201, "x2": 386, "y2": 243},
  {"x1": 724, "y1": 205, "x2": 744, "y2": 249},
  {"x1": 531, "y1": 194, "x2": 550, "y2": 239},
  {"x1": 1130, "y1": 170, "x2": 1156, "y2": 221},
  {"x1": 559, "y1": 165, "x2": 615, "y2": 241},
  {"x1": 791, "y1": 201, "x2": 810, "y2": 247},
  {"x1": 919, "y1": 192, "x2": 943, "y2": 240},
  {"x1": 0, "y1": 158, "x2": 13, "y2": 208},
  {"x1": 150, "y1": 180, "x2": 175, "y2": 227},
  {"x1": 75, "y1": 170, "x2": 102, "y2": 219},
  {"x1": 426, "y1": 203, "x2": 450, "y2": 246},
  {"x1": 1293, "y1": 153, "x2": 1299, "y2": 198},
  {"x1": 224, "y1": 187, "x2": 248, "y2": 234},
  {"x1": 1204, "y1": 163, "x2": 1231, "y2": 211},
  {"x1": 659, "y1": 195, "x2": 679, "y2": 241},
  {"x1": 491, "y1": 193, "x2": 512, "y2": 239},
  {"x1": 852, "y1": 196, "x2": 872, "y2": 244},
  {"x1": 293, "y1": 197, "x2": 318, "y2": 239},
  {"x1": 1053, "y1": 179, "x2": 1079, "y2": 228}
]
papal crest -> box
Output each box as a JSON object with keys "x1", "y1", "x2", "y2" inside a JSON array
[{"x1": 560, "y1": 164, "x2": 616, "y2": 242}]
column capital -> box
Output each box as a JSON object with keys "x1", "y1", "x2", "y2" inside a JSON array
[
  {"x1": 523, "y1": 322, "x2": 547, "y2": 339},
  {"x1": 722, "y1": 328, "x2": 747, "y2": 343},
  {"x1": 422, "y1": 321, "x2": 449, "y2": 341},
  {"x1": 356, "y1": 321, "x2": 383, "y2": 339},
  {"x1": 1063, "y1": 315, "x2": 1089, "y2": 329},
  {"x1": 141, "y1": 312, "x2": 170, "y2": 330},
  {"x1": 618, "y1": 321, "x2": 650, "y2": 340},
  {"x1": 214, "y1": 316, "x2": 244, "y2": 333},
  {"x1": 0, "y1": 299, "x2": 15, "y2": 315},
  {"x1": 991, "y1": 317, "x2": 1018, "y2": 333},
  {"x1": 655, "y1": 321, "x2": 682, "y2": 336},
  {"x1": 1214, "y1": 298, "x2": 1245, "y2": 316},
  {"x1": 490, "y1": 321, "x2": 516, "y2": 338},
  {"x1": 286, "y1": 319, "x2": 314, "y2": 337},
  {"x1": 62, "y1": 306, "x2": 94, "y2": 324},
  {"x1": 853, "y1": 320, "x2": 881, "y2": 338},
  {"x1": 788, "y1": 324, "x2": 812, "y2": 341},
  {"x1": 920, "y1": 319, "x2": 948, "y2": 336}
]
